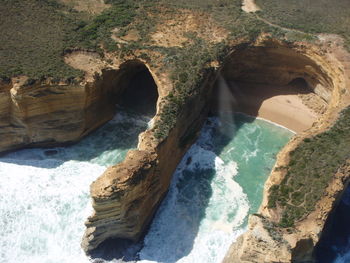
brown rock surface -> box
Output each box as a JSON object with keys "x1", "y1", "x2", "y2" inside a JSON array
[{"x1": 0, "y1": 78, "x2": 113, "y2": 152}]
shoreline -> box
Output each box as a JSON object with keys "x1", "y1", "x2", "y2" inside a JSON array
[
  {"x1": 215, "y1": 81, "x2": 320, "y2": 134},
  {"x1": 232, "y1": 83, "x2": 320, "y2": 134},
  {"x1": 255, "y1": 116, "x2": 297, "y2": 134}
]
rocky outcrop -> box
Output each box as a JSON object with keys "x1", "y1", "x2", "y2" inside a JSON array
[
  {"x1": 0, "y1": 59, "x2": 159, "y2": 153},
  {"x1": 0, "y1": 76, "x2": 114, "y2": 153},
  {"x1": 224, "y1": 215, "x2": 292, "y2": 263},
  {"x1": 224, "y1": 161, "x2": 350, "y2": 263},
  {"x1": 223, "y1": 36, "x2": 350, "y2": 263},
  {"x1": 80, "y1": 37, "x2": 350, "y2": 255},
  {"x1": 1, "y1": 34, "x2": 349, "y2": 261},
  {"x1": 81, "y1": 71, "x2": 217, "y2": 252},
  {"x1": 221, "y1": 37, "x2": 338, "y2": 104}
]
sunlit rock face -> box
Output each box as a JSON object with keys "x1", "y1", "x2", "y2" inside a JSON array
[
  {"x1": 0, "y1": 60, "x2": 158, "y2": 153},
  {"x1": 1, "y1": 35, "x2": 348, "y2": 263},
  {"x1": 221, "y1": 41, "x2": 334, "y2": 102}
]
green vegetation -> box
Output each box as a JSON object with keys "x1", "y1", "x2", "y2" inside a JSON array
[
  {"x1": 255, "y1": 0, "x2": 350, "y2": 48},
  {"x1": 0, "y1": 0, "x2": 82, "y2": 78},
  {"x1": 0, "y1": 0, "x2": 282, "y2": 80},
  {"x1": 67, "y1": 0, "x2": 137, "y2": 51},
  {"x1": 153, "y1": 40, "x2": 228, "y2": 139},
  {"x1": 0, "y1": 0, "x2": 137, "y2": 79},
  {"x1": 268, "y1": 107, "x2": 350, "y2": 227}
]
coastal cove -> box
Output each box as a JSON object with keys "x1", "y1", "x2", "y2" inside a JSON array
[{"x1": 0, "y1": 111, "x2": 293, "y2": 263}]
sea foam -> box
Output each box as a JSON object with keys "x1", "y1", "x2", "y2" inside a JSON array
[{"x1": 0, "y1": 112, "x2": 293, "y2": 263}]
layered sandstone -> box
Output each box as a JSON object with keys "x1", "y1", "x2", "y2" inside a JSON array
[
  {"x1": 1, "y1": 34, "x2": 349, "y2": 261},
  {"x1": 0, "y1": 57, "x2": 160, "y2": 153},
  {"x1": 0, "y1": 76, "x2": 113, "y2": 153},
  {"x1": 81, "y1": 37, "x2": 349, "y2": 256}
]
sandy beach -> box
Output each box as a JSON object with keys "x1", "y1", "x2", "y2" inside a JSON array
[
  {"x1": 214, "y1": 80, "x2": 319, "y2": 133},
  {"x1": 255, "y1": 94, "x2": 317, "y2": 133}
]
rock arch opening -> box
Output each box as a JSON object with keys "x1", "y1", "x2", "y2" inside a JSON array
[
  {"x1": 212, "y1": 42, "x2": 333, "y2": 133},
  {"x1": 104, "y1": 60, "x2": 159, "y2": 118}
]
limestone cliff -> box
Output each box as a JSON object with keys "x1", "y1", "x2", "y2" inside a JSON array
[
  {"x1": 0, "y1": 57, "x2": 161, "y2": 153},
  {"x1": 0, "y1": 76, "x2": 113, "y2": 153},
  {"x1": 81, "y1": 71, "x2": 216, "y2": 252}
]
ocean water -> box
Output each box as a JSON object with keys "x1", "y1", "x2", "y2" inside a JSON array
[
  {"x1": 317, "y1": 185, "x2": 350, "y2": 263},
  {"x1": 335, "y1": 186, "x2": 350, "y2": 263},
  {"x1": 0, "y1": 112, "x2": 293, "y2": 263},
  {"x1": 0, "y1": 110, "x2": 150, "y2": 263},
  {"x1": 138, "y1": 114, "x2": 293, "y2": 263}
]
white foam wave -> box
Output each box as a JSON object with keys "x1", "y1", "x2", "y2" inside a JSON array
[
  {"x1": 0, "y1": 112, "x2": 290, "y2": 263},
  {"x1": 138, "y1": 118, "x2": 249, "y2": 263},
  {"x1": 255, "y1": 116, "x2": 296, "y2": 134},
  {"x1": 0, "y1": 110, "x2": 149, "y2": 263},
  {"x1": 0, "y1": 160, "x2": 103, "y2": 263}
]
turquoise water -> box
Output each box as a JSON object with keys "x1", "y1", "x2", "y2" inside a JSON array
[
  {"x1": 0, "y1": 112, "x2": 293, "y2": 263},
  {"x1": 138, "y1": 114, "x2": 293, "y2": 263}
]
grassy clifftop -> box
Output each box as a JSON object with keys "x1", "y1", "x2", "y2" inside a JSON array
[
  {"x1": 0, "y1": 0, "x2": 82, "y2": 79},
  {"x1": 0, "y1": 0, "x2": 138, "y2": 79},
  {"x1": 269, "y1": 107, "x2": 350, "y2": 227},
  {"x1": 255, "y1": 0, "x2": 350, "y2": 48},
  {"x1": 0, "y1": 0, "x2": 275, "y2": 80}
]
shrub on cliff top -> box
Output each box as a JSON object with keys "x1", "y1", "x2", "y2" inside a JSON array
[{"x1": 268, "y1": 106, "x2": 350, "y2": 227}]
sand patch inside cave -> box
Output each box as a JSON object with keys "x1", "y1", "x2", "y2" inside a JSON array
[
  {"x1": 215, "y1": 80, "x2": 320, "y2": 133},
  {"x1": 236, "y1": 83, "x2": 319, "y2": 133}
]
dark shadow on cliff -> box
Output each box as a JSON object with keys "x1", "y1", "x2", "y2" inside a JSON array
[
  {"x1": 0, "y1": 65, "x2": 158, "y2": 168},
  {"x1": 314, "y1": 184, "x2": 350, "y2": 263}
]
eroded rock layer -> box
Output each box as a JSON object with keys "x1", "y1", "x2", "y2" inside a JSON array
[
  {"x1": 1, "y1": 35, "x2": 349, "y2": 262},
  {"x1": 0, "y1": 77, "x2": 113, "y2": 152},
  {"x1": 0, "y1": 60, "x2": 158, "y2": 153}
]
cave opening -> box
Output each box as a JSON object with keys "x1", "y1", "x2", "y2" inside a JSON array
[
  {"x1": 110, "y1": 60, "x2": 159, "y2": 117},
  {"x1": 288, "y1": 77, "x2": 312, "y2": 91},
  {"x1": 211, "y1": 44, "x2": 332, "y2": 133},
  {"x1": 86, "y1": 60, "x2": 160, "y2": 260}
]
